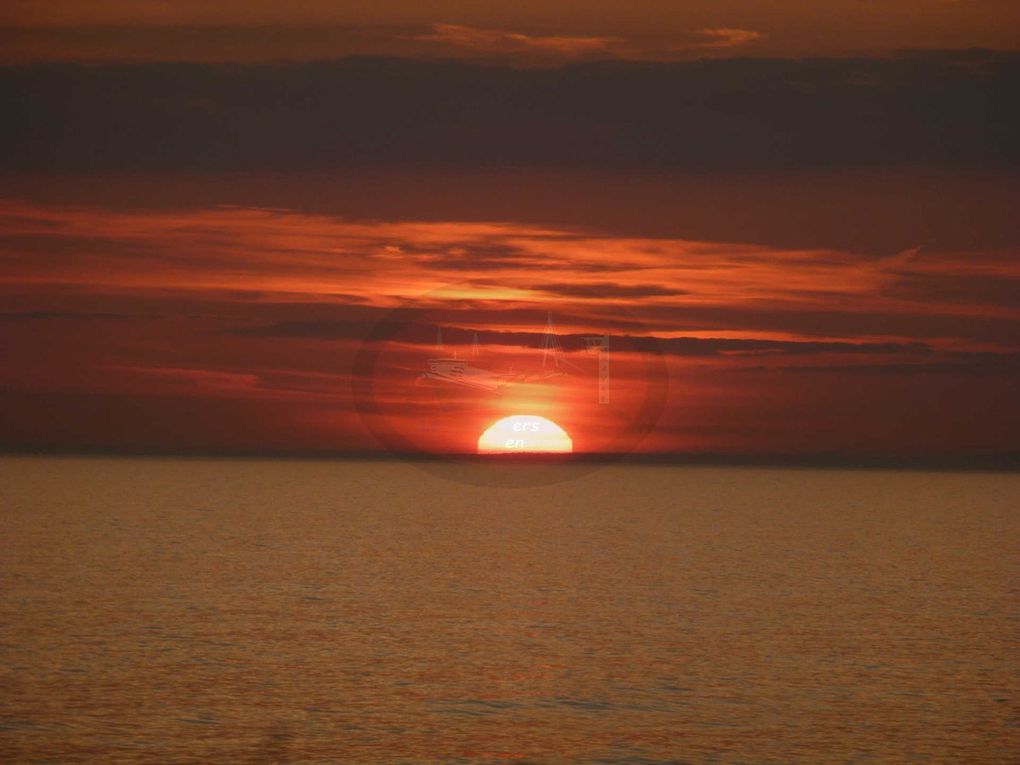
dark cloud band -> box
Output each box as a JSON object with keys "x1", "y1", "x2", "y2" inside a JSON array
[{"x1": 2, "y1": 51, "x2": 1016, "y2": 172}]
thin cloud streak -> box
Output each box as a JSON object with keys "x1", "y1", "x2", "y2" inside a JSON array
[
  {"x1": 410, "y1": 23, "x2": 764, "y2": 62},
  {"x1": 690, "y1": 28, "x2": 764, "y2": 50},
  {"x1": 412, "y1": 24, "x2": 622, "y2": 58},
  {"x1": 1, "y1": 200, "x2": 1017, "y2": 344}
]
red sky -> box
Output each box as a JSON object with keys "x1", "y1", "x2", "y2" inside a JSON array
[
  {"x1": 1, "y1": 168, "x2": 1017, "y2": 457},
  {"x1": 0, "y1": 5, "x2": 1017, "y2": 459}
]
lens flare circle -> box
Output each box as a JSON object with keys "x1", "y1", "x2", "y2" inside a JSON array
[{"x1": 478, "y1": 414, "x2": 573, "y2": 454}]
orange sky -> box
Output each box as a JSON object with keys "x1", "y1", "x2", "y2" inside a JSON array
[
  {"x1": 2, "y1": 0, "x2": 1018, "y2": 63},
  {"x1": 1, "y1": 171, "x2": 1017, "y2": 457},
  {"x1": 0, "y1": 5, "x2": 1017, "y2": 459}
]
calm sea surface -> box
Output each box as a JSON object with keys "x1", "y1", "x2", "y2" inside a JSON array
[{"x1": 1, "y1": 457, "x2": 1017, "y2": 763}]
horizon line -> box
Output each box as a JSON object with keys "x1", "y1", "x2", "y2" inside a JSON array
[{"x1": 2, "y1": 446, "x2": 1017, "y2": 473}]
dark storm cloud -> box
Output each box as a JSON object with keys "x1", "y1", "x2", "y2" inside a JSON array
[{"x1": 1, "y1": 51, "x2": 1016, "y2": 172}]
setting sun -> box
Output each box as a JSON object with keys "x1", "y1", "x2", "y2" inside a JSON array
[{"x1": 477, "y1": 414, "x2": 573, "y2": 454}]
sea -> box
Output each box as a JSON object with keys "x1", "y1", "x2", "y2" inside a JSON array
[{"x1": 1, "y1": 456, "x2": 1017, "y2": 763}]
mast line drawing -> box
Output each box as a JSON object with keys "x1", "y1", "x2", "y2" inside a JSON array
[{"x1": 585, "y1": 335, "x2": 610, "y2": 404}]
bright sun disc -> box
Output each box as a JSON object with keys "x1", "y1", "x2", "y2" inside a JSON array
[{"x1": 477, "y1": 414, "x2": 573, "y2": 454}]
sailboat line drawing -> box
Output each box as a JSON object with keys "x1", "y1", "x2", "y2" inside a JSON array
[
  {"x1": 421, "y1": 326, "x2": 518, "y2": 392},
  {"x1": 421, "y1": 313, "x2": 584, "y2": 392}
]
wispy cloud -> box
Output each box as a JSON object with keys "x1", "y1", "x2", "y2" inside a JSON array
[
  {"x1": 690, "y1": 28, "x2": 764, "y2": 50},
  {"x1": 1, "y1": 199, "x2": 1016, "y2": 345},
  {"x1": 412, "y1": 24, "x2": 621, "y2": 59},
  {"x1": 411, "y1": 23, "x2": 763, "y2": 62}
]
